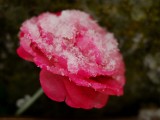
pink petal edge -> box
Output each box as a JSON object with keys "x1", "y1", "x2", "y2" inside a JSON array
[
  {"x1": 40, "y1": 69, "x2": 109, "y2": 109},
  {"x1": 17, "y1": 47, "x2": 33, "y2": 61}
]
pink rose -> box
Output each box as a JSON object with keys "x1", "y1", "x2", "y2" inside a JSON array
[{"x1": 17, "y1": 10, "x2": 125, "y2": 109}]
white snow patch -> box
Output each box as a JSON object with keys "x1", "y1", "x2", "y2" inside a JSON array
[
  {"x1": 105, "y1": 59, "x2": 116, "y2": 71},
  {"x1": 63, "y1": 50, "x2": 79, "y2": 73}
]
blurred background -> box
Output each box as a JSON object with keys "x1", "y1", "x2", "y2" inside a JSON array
[{"x1": 0, "y1": 0, "x2": 160, "y2": 119}]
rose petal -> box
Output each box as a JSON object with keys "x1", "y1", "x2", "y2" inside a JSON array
[
  {"x1": 17, "y1": 47, "x2": 33, "y2": 61},
  {"x1": 69, "y1": 74, "x2": 124, "y2": 95},
  {"x1": 96, "y1": 76, "x2": 124, "y2": 96},
  {"x1": 40, "y1": 69, "x2": 108, "y2": 109},
  {"x1": 40, "y1": 69, "x2": 66, "y2": 102},
  {"x1": 63, "y1": 79, "x2": 108, "y2": 109},
  {"x1": 31, "y1": 43, "x2": 68, "y2": 76}
]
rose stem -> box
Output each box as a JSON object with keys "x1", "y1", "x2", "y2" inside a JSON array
[{"x1": 15, "y1": 88, "x2": 43, "y2": 116}]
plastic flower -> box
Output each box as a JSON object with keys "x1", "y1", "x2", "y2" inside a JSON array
[{"x1": 17, "y1": 10, "x2": 125, "y2": 109}]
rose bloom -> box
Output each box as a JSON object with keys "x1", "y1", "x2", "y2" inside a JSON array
[{"x1": 17, "y1": 10, "x2": 125, "y2": 109}]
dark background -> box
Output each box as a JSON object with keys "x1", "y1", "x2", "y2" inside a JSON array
[{"x1": 0, "y1": 0, "x2": 160, "y2": 119}]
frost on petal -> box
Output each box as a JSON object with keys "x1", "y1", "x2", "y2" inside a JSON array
[
  {"x1": 30, "y1": 43, "x2": 68, "y2": 76},
  {"x1": 69, "y1": 74, "x2": 123, "y2": 96},
  {"x1": 90, "y1": 76, "x2": 124, "y2": 96},
  {"x1": 17, "y1": 10, "x2": 126, "y2": 109}
]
